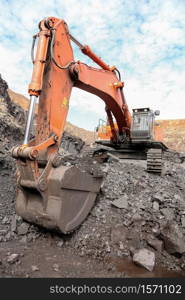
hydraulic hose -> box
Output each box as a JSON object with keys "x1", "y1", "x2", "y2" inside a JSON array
[
  {"x1": 31, "y1": 34, "x2": 38, "y2": 64},
  {"x1": 50, "y1": 29, "x2": 75, "y2": 69}
]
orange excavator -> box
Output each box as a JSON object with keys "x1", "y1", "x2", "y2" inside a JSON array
[{"x1": 12, "y1": 17, "x2": 167, "y2": 234}]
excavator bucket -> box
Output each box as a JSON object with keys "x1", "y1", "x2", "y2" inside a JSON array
[{"x1": 15, "y1": 162, "x2": 103, "y2": 233}]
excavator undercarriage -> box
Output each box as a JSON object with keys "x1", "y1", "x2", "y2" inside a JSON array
[{"x1": 85, "y1": 140, "x2": 167, "y2": 173}]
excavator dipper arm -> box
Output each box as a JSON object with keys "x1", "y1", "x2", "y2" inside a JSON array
[{"x1": 12, "y1": 17, "x2": 131, "y2": 233}]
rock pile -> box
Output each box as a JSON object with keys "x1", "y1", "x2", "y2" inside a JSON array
[{"x1": 70, "y1": 154, "x2": 185, "y2": 272}]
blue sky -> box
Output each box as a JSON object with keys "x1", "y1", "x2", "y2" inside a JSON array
[{"x1": 0, "y1": 0, "x2": 185, "y2": 130}]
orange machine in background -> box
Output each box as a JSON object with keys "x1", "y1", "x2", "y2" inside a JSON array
[{"x1": 96, "y1": 121, "x2": 164, "y2": 141}]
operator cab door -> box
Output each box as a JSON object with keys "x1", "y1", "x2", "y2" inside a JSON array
[{"x1": 131, "y1": 108, "x2": 154, "y2": 142}]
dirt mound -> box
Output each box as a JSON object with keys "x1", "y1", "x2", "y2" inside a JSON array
[
  {"x1": 65, "y1": 122, "x2": 95, "y2": 145},
  {"x1": 8, "y1": 89, "x2": 29, "y2": 112}
]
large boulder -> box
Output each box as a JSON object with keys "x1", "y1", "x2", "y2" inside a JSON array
[
  {"x1": 133, "y1": 248, "x2": 155, "y2": 272},
  {"x1": 161, "y1": 222, "x2": 185, "y2": 254}
]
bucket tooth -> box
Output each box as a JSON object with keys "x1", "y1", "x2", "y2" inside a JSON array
[{"x1": 16, "y1": 165, "x2": 103, "y2": 233}]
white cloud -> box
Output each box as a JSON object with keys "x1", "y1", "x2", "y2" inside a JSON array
[{"x1": 70, "y1": 88, "x2": 105, "y2": 116}]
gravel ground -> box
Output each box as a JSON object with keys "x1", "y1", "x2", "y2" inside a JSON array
[{"x1": 0, "y1": 74, "x2": 185, "y2": 277}]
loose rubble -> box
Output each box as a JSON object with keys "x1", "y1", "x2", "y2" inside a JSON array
[
  {"x1": 133, "y1": 248, "x2": 155, "y2": 272},
  {"x1": 0, "y1": 74, "x2": 185, "y2": 277},
  {"x1": 31, "y1": 265, "x2": 39, "y2": 272},
  {"x1": 161, "y1": 222, "x2": 185, "y2": 255},
  {"x1": 57, "y1": 240, "x2": 64, "y2": 248},
  {"x1": 7, "y1": 254, "x2": 20, "y2": 264},
  {"x1": 112, "y1": 195, "x2": 129, "y2": 209},
  {"x1": 70, "y1": 153, "x2": 185, "y2": 272}
]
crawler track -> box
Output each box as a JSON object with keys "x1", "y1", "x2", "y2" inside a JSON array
[{"x1": 147, "y1": 148, "x2": 162, "y2": 173}]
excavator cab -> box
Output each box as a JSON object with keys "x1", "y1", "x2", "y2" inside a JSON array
[{"x1": 131, "y1": 108, "x2": 160, "y2": 142}]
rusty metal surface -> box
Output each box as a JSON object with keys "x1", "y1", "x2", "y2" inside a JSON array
[
  {"x1": 16, "y1": 163, "x2": 103, "y2": 233},
  {"x1": 12, "y1": 16, "x2": 137, "y2": 234}
]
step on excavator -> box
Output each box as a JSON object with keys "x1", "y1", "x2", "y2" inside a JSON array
[{"x1": 12, "y1": 17, "x2": 167, "y2": 234}]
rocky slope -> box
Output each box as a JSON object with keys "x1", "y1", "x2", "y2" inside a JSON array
[{"x1": 0, "y1": 76, "x2": 25, "y2": 169}]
